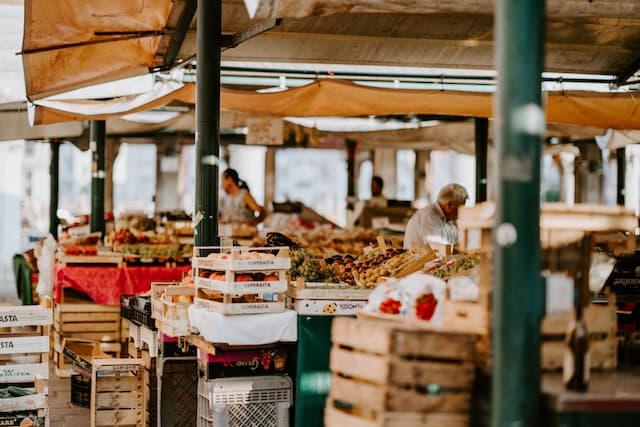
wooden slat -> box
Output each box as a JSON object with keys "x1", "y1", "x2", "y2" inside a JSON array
[
  {"x1": 0, "y1": 393, "x2": 47, "y2": 412},
  {"x1": 332, "y1": 318, "x2": 476, "y2": 361},
  {"x1": 0, "y1": 306, "x2": 52, "y2": 327},
  {"x1": 542, "y1": 304, "x2": 616, "y2": 336},
  {"x1": 330, "y1": 375, "x2": 470, "y2": 413},
  {"x1": 542, "y1": 336, "x2": 617, "y2": 370},
  {"x1": 0, "y1": 362, "x2": 49, "y2": 383},
  {"x1": 56, "y1": 321, "x2": 120, "y2": 333},
  {"x1": 55, "y1": 303, "x2": 120, "y2": 314},
  {"x1": 95, "y1": 375, "x2": 142, "y2": 393},
  {"x1": 0, "y1": 335, "x2": 49, "y2": 355},
  {"x1": 94, "y1": 408, "x2": 142, "y2": 426},
  {"x1": 325, "y1": 404, "x2": 469, "y2": 427},
  {"x1": 330, "y1": 346, "x2": 474, "y2": 389},
  {"x1": 58, "y1": 312, "x2": 120, "y2": 323},
  {"x1": 95, "y1": 391, "x2": 143, "y2": 409}
]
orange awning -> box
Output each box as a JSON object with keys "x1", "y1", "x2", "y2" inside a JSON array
[{"x1": 30, "y1": 79, "x2": 640, "y2": 130}]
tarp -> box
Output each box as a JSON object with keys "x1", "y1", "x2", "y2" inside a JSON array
[
  {"x1": 29, "y1": 79, "x2": 640, "y2": 131},
  {"x1": 0, "y1": 108, "x2": 83, "y2": 142},
  {"x1": 21, "y1": 0, "x2": 173, "y2": 100}
]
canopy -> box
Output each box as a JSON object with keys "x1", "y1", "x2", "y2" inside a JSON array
[
  {"x1": 29, "y1": 79, "x2": 640, "y2": 130},
  {"x1": 19, "y1": 0, "x2": 640, "y2": 102}
]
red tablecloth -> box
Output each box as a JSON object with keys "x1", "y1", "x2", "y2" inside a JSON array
[{"x1": 55, "y1": 264, "x2": 191, "y2": 305}]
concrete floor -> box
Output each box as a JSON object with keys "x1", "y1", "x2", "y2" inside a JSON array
[{"x1": 47, "y1": 363, "x2": 91, "y2": 426}]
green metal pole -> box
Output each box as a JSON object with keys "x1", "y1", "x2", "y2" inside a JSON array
[
  {"x1": 194, "y1": 0, "x2": 221, "y2": 246},
  {"x1": 49, "y1": 139, "x2": 60, "y2": 238},
  {"x1": 90, "y1": 120, "x2": 106, "y2": 238},
  {"x1": 475, "y1": 118, "x2": 489, "y2": 203},
  {"x1": 346, "y1": 139, "x2": 357, "y2": 199},
  {"x1": 493, "y1": 0, "x2": 546, "y2": 425},
  {"x1": 616, "y1": 147, "x2": 625, "y2": 206}
]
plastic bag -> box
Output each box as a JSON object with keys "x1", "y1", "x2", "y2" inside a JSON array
[
  {"x1": 35, "y1": 234, "x2": 57, "y2": 298},
  {"x1": 365, "y1": 273, "x2": 447, "y2": 325},
  {"x1": 448, "y1": 269, "x2": 480, "y2": 302}
]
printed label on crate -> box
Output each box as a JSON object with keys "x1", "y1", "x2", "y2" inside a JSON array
[
  {"x1": 0, "y1": 363, "x2": 48, "y2": 383},
  {"x1": 0, "y1": 413, "x2": 46, "y2": 427},
  {"x1": 288, "y1": 298, "x2": 367, "y2": 315},
  {"x1": 194, "y1": 257, "x2": 291, "y2": 271},
  {"x1": 0, "y1": 336, "x2": 48, "y2": 355},
  {"x1": 62, "y1": 347, "x2": 93, "y2": 373},
  {"x1": 198, "y1": 348, "x2": 288, "y2": 378},
  {"x1": 0, "y1": 393, "x2": 47, "y2": 412},
  {"x1": 194, "y1": 298, "x2": 285, "y2": 315},
  {"x1": 195, "y1": 277, "x2": 287, "y2": 294},
  {"x1": 0, "y1": 307, "x2": 52, "y2": 327}
]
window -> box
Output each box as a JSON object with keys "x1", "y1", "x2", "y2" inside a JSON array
[
  {"x1": 358, "y1": 160, "x2": 373, "y2": 200},
  {"x1": 275, "y1": 149, "x2": 347, "y2": 226},
  {"x1": 113, "y1": 144, "x2": 157, "y2": 215},
  {"x1": 396, "y1": 150, "x2": 415, "y2": 200}
]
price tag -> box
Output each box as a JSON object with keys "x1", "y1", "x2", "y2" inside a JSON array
[{"x1": 371, "y1": 217, "x2": 390, "y2": 229}]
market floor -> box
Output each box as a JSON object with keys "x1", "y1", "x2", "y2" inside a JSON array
[{"x1": 48, "y1": 363, "x2": 90, "y2": 425}]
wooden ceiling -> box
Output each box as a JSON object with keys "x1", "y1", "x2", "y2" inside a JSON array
[{"x1": 170, "y1": 0, "x2": 640, "y2": 81}]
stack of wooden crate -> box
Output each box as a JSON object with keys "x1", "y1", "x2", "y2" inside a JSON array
[
  {"x1": 126, "y1": 318, "x2": 157, "y2": 427},
  {"x1": 52, "y1": 301, "x2": 121, "y2": 377},
  {"x1": 325, "y1": 317, "x2": 477, "y2": 427},
  {"x1": 0, "y1": 304, "x2": 52, "y2": 427}
]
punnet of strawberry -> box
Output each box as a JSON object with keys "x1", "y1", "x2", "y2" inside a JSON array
[{"x1": 415, "y1": 292, "x2": 438, "y2": 321}]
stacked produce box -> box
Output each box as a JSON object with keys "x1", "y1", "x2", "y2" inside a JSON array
[
  {"x1": 0, "y1": 305, "x2": 52, "y2": 427},
  {"x1": 325, "y1": 317, "x2": 477, "y2": 427},
  {"x1": 121, "y1": 295, "x2": 158, "y2": 427},
  {"x1": 190, "y1": 246, "x2": 295, "y2": 427}
]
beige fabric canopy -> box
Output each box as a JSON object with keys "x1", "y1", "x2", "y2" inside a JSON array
[
  {"x1": 21, "y1": 0, "x2": 174, "y2": 100},
  {"x1": 32, "y1": 79, "x2": 640, "y2": 130}
]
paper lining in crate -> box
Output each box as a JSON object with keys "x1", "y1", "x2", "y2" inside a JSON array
[
  {"x1": 197, "y1": 375, "x2": 292, "y2": 427},
  {"x1": 151, "y1": 282, "x2": 195, "y2": 337},
  {"x1": 192, "y1": 246, "x2": 291, "y2": 272}
]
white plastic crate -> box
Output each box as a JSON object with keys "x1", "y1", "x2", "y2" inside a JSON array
[{"x1": 197, "y1": 376, "x2": 292, "y2": 427}]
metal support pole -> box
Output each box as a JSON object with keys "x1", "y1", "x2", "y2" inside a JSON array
[
  {"x1": 90, "y1": 120, "x2": 106, "y2": 238},
  {"x1": 346, "y1": 139, "x2": 357, "y2": 200},
  {"x1": 49, "y1": 139, "x2": 60, "y2": 238},
  {"x1": 195, "y1": 0, "x2": 221, "y2": 246},
  {"x1": 475, "y1": 118, "x2": 489, "y2": 203},
  {"x1": 616, "y1": 147, "x2": 626, "y2": 206},
  {"x1": 492, "y1": 0, "x2": 545, "y2": 425}
]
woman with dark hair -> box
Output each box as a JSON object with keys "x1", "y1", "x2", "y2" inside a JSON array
[{"x1": 220, "y1": 168, "x2": 266, "y2": 224}]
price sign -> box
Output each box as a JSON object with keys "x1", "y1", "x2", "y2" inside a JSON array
[{"x1": 246, "y1": 118, "x2": 284, "y2": 146}]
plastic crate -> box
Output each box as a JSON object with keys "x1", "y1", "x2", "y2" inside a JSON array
[
  {"x1": 197, "y1": 376, "x2": 292, "y2": 427},
  {"x1": 120, "y1": 294, "x2": 134, "y2": 321},
  {"x1": 197, "y1": 347, "x2": 289, "y2": 380},
  {"x1": 131, "y1": 296, "x2": 157, "y2": 331},
  {"x1": 158, "y1": 357, "x2": 199, "y2": 427},
  {"x1": 70, "y1": 374, "x2": 91, "y2": 408}
]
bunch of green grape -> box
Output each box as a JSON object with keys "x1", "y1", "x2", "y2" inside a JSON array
[{"x1": 289, "y1": 249, "x2": 338, "y2": 283}]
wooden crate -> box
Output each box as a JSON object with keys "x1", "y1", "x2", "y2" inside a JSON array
[
  {"x1": 54, "y1": 302, "x2": 121, "y2": 338},
  {"x1": 326, "y1": 317, "x2": 476, "y2": 427},
  {"x1": 541, "y1": 302, "x2": 617, "y2": 370},
  {"x1": 91, "y1": 358, "x2": 145, "y2": 427},
  {"x1": 0, "y1": 306, "x2": 51, "y2": 418}
]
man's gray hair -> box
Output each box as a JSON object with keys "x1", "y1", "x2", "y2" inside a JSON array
[{"x1": 437, "y1": 183, "x2": 469, "y2": 205}]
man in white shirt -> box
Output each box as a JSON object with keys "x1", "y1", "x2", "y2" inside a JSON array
[
  {"x1": 365, "y1": 176, "x2": 387, "y2": 208},
  {"x1": 404, "y1": 183, "x2": 469, "y2": 249}
]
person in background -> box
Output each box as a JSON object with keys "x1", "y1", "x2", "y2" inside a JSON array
[
  {"x1": 365, "y1": 175, "x2": 388, "y2": 208},
  {"x1": 220, "y1": 168, "x2": 266, "y2": 224},
  {"x1": 403, "y1": 183, "x2": 469, "y2": 249}
]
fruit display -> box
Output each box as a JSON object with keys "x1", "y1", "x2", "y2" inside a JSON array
[
  {"x1": 289, "y1": 249, "x2": 339, "y2": 283},
  {"x1": 423, "y1": 254, "x2": 479, "y2": 280},
  {"x1": 254, "y1": 227, "x2": 391, "y2": 256},
  {"x1": 205, "y1": 251, "x2": 276, "y2": 261},
  {"x1": 62, "y1": 245, "x2": 98, "y2": 256},
  {"x1": 110, "y1": 228, "x2": 193, "y2": 261},
  {"x1": 327, "y1": 247, "x2": 434, "y2": 288},
  {"x1": 201, "y1": 271, "x2": 280, "y2": 282}
]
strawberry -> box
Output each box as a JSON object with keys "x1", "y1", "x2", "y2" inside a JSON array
[
  {"x1": 415, "y1": 293, "x2": 438, "y2": 321},
  {"x1": 379, "y1": 298, "x2": 401, "y2": 314}
]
